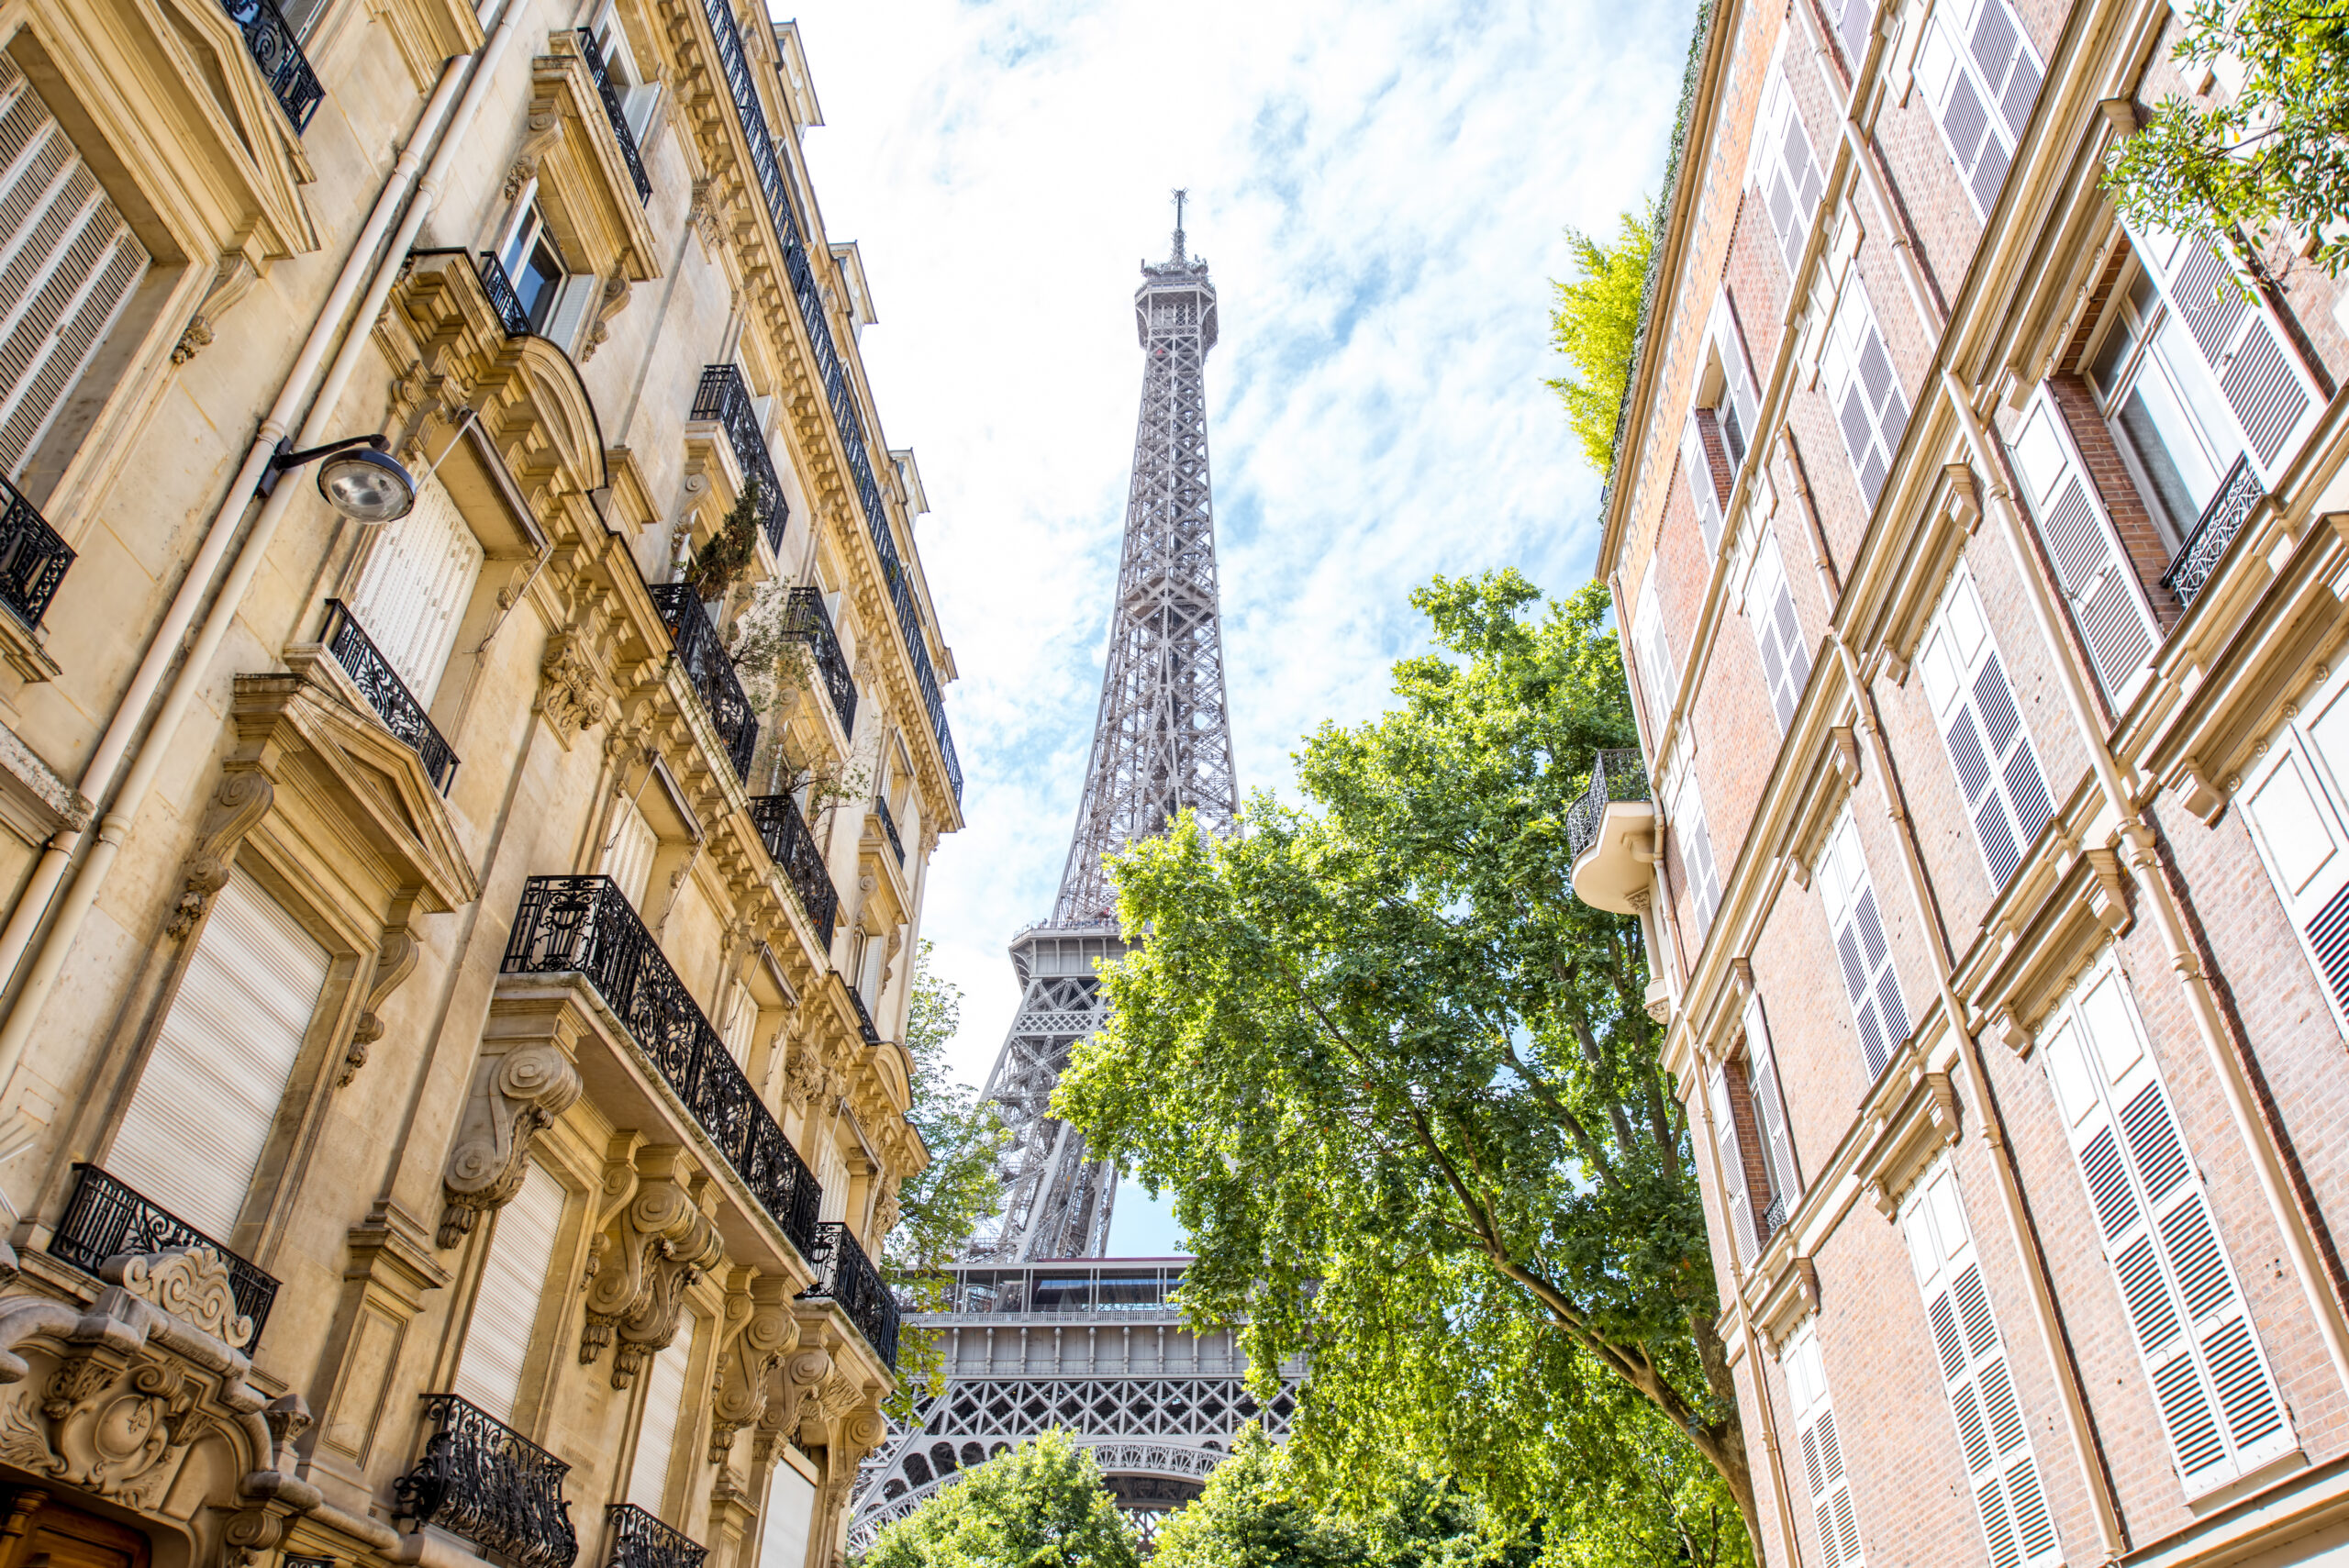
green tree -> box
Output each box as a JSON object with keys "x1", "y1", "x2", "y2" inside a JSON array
[
  {"x1": 1545, "y1": 207, "x2": 1654, "y2": 476},
  {"x1": 1054, "y1": 572, "x2": 1757, "y2": 1561},
  {"x1": 864, "y1": 1430, "x2": 1138, "y2": 1568},
  {"x1": 685, "y1": 476, "x2": 764, "y2": 598},
  {"x1": 2105, "y1": 0, "x2": 2349, "y2": 274}
]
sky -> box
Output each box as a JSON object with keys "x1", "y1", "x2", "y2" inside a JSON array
[{"x1": 784, "y1": 0, "x2": 1693, "y2": 1252}]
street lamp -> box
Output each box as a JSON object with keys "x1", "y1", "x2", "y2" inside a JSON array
[{"x1": 257, "y1": 433, "x2": 417, "y2": 524}]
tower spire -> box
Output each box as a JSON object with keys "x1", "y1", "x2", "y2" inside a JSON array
[{"x1": 1171, "y1": 187, "x2": 1186, "y2": 263}]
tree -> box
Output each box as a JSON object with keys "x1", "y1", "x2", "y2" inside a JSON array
[
  {"x1": 1053, "y1": 572, "x2": 1758, "y2": 1562},
  {"x1": 1545, "y1": 207, "x2": 1654, "y2": 476},
  {"x1": 685, "y1": 476, "x2": 765, "y2": 599},
  {"x1": 863, "y1": 1430, "x2": 1139, "y2": 1568}
]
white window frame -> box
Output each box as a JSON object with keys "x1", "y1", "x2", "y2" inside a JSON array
[
  {"x1": 1818, "y1": 806, "x2": 1908, "y2": 1079},
  {"x1": 1740, "y1": 526, "x2": 1810, "y2": 733},
  {"x1": 1671, "y1": 766, "x2": 1721, "y2": 942},
  {"x1": 1913, "y1": 0, "x2": 2043, "y2": 218},
  {"x1": 1820, "y1": 276, "x2": 1909, "y2": 510},
  {"x1": 1632, "y1": 560, "x2": 1679, "y2": 740},
  {"x1": 1750, "y1": 47, "x2": 1826, "y2": 279},
  {"x1": 1915, "y1": 561, "x2": 2056, "y2": 889},
  {"x1": 2233, "y1": 663, "x2": 2349, "y2": 1032}
]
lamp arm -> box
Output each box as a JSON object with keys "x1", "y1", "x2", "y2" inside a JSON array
[{"x1": 256, "y1": 432, "x2": 390, "y2": 496}]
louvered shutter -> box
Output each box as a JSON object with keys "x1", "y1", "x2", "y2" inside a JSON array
[
  {"x1": 456, "y1": 1159, "x2": 567, "y2": 1421},
  {"x1": 1674, "y1": 773, "x2": 1722, "y2": 940},
  {"x1": 1918, "y1": 565, "x2": 2055, "y2": 888},
  {"x1": 0, "y1": 56, "x2": 150, "y2": 480},
  {"x1": 1633, "y1": 563, "x2": 1679, "y2": 735},
  {"x1": 2134, "y1": 227, "x2": 2319, "y2": 479},
  {"x1": 815, "y1": 1135, "x2": 851, "y2": 1226},
  {"x1": 1900, "y1": 1162, "x2": 2062, "y2": 1567},
  {"x1": 1915, "y1": 0, "x2": 2043, "y2": 219},
  {"x1": 1831, "y1": 0, "x2": 1874, "y2": 67},
  {"x1": 604, "y1": 798, "x2": 659, "y2": 909},
  {"x1": 760, "y1": 1461, "x2": 817, "y2": 1568},
  {"x1": 348, "y1": 473, "x2": 484, "y2": 704},
  {"x1": 2235, "y1": 676, "x2": 2349, "y2": 1028},
  {"x1": 2042, "y1": 962, "x2": 2292, "y2": 1492},
  {"x1": 1820, "y1": 809, "x2": 1909, "y2": 1077},
  {"x1": 1709, "y1": 1063, "x2": 1759, "y2": 1264},
  {"x1": 1787, "y1": 1325, "x2": 1865, "y2": 1564},
  {"x1": 1713, "y1": 297, "x2": 1762, "y2": 479},
  {"x1": 2008, "y1": 392, "x2": 2160, "y2": 703},
  {"x1": 1744, "y1": 530, "x2": 1811, "y2": 732},
  {"x1": 1753, "y1": 61, "x2": 1825, "y2": 278},
  {"x1": 627, "y1": 1314, "x2": 698, "y2": 1515},
  {"x1": 1821, "y1": 281, "x2": 1909, "y2": 508},
  {"x1": 1682, "y1": 414, "x2": 1724, "y2": 554},
  {"x1": 107, "y1": 871, "x2": 328, "y2": 1240},
  {"x1": 1743, "y1": 993, "x2": 1801, "y2": 1210}
]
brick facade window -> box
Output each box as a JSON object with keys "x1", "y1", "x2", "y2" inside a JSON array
[
  {"x1": 1820, "y1": 277, "x2": 1909, "y2": 509},
  {"x1": 1916, "y1": 561, "x2": 2056, "y2": 888},
  {"x1": 1911, "y1": 0, "x2": 2043, "y2": 218},
  {"x1": 1786, "y1": 1321, "x2": 1865, "y2": 1565},
  {"x1": 1819, "y1": 807, "x2": 1908, "y2": 1078},
  {"x1": 1740, "y1": 527, "x2": 1810, "y2": 732},
  {"x1": 1752, "y1": 49, "x2": 1825, "y2": 280},
  {"x1": 2231, "y1": 665, "x2": 2349, "y2": 1029}
]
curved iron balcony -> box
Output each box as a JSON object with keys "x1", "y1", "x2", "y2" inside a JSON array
[
  {"x1": 841, "y1": 974, "x2": 880, "y2": 1047},
  {"x1": 478, "y1": 252, "x2": 532, "y2": 339},
  {"x1": 801, "y1": 1220, "x2": 900, "y2": 1369},
  {"x1": 781, "y1": 587, "x2": 855, "y2": 736},
  {"x1": 0, "y1": 474, "x2": 73, "y2": 631},
  {"x1": 2162, "y1": 453, "x2": 2265, "y2": 608},
  {"x1": 222, "y1": 0, "x2": 322, "y2": 130},
  {"x1": 502, "y1": 875, "x2": 823, "y2": 1257},
  {"x1": 689, "y1": 366, "x2": 786, "y2": 550},
  {"x1": 396, "y1": 1395, "x2": 577, "y2": 1568},
  {"x1": 324, "y1": 600, "x2": 460, "y2": 791},
  {"x1": 575, "y1": 30, "x2": 651, "y2": 206},
  {"x1": 605, "y1": 1506, "x2": 705, "y2": 1568},
  {"x1": 650, "y1": 584, "x2": 758, "y2": 784},
  {"x1": 49, "y1": 1163, "x2": 280, "y2": 1343},
  {"x1": 875, "y1": 797, "x2": 905, "y2": 868},
  {"x1": 1565, "y1": 749, "x2": 1653, "y2": 916},
  {"x1": 748, "y1": 795, "x2": 839, "y2": 937}
]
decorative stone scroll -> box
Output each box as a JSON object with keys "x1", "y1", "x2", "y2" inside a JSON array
[
  {"x1": 165, "y1": 771, "x2": 273, "y2": 939},
  {"x1": 707, "y1": 1276, "x2": 795, "y2": 1462},
  {"x1": 104, "y1": 1248, "x2": 254, "y2": 1350},
  {"x1": 439, "y1": 1042, "x2": 583, "y2": 1248},
  {"x1": 579, "y1": 1152, "x2": 723, "y2": 1387}
]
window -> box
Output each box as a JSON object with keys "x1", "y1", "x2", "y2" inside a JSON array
[
  {"x1": 1671, "y1": 768, "x2": 1721, "y2": 941},
  {"x1": 455, "y1": 1159, "x2": 567, "y2": 1421},
  {"x1": 1681, "y1": 295, "x2": 1764, "y2": 556},
  {"x1": 1899, "y1": 1161, "x2": 2062, "y2": 1567},
  {"x1": 1818, "y1": 808, "x2": 1907, "y2": 1078},
  {"x1": 588, "y1": 6, "x2": 662, "y2": 140},
  {"x1": 604, "y1": 796, "x2": 659, "y2": 909},
  {"x1": 1829, "y1": 0, "x2": 1873, "y2": 71},
  {"x1": 626, "y1": 1316, "x2": 698, "y2": 1516},
  {"x1": 1632, "y1": 561, "x2": 1678, "y2": 739},
  {"x1": 1708, "y1": 1061, "x2": 1765, "y2": 1265},
  {"x1": 814, "y1": 1132, "x2": 851, "y2": 1227},
  {"x1": 2232, "y1": 668, "x2": 2349, "y2": 1029},
  {"x1": 2008, "y1": 390, "x2": 2162, "y2": 702},
  {"x1": 1820, "y1": 278, "x2": 1909, "y2": 509},
  {"x1": 2040, "y1": 958, "x2": 2292, "y2": 1493},
  {"x1": 1709, "y1": 994, "x2": 1801, "y2": 1267},
  {"x1": 1752, "y1": 52, "x2": 1825, "y2": 278},
  {"x1": 346, "y1": 473, "x2": 484, "y2": 704},
  {"x1": 759, "y1": 1462, "x2": 817, "y2": 1568},
  {"x1": 1786, "y1": 1322, "x2": 1864, "y2": 1565},
  {"x1": 1742, "y1": 528, "x2": 1810, "y2": 732},
  {"x1": 496, "y1": 204, "x2": 596, "y2": 349},
  {"x1": 1742, "y1": 992, "x2": 1801, "y2": 1218},
  {"x1": 0, "y1": 55, "x2": 150, "y2": 484},
  {"x1": 1914, "y1": 0, "x2": 2043, "y2": 217},
  {"x1": 1916, "y1": 563, "x2": 2055, "y2": 888},
  {"x1": 719, "y1": 979, "x2": 758, "y2": 1064},
  {"x1": 107, "y1": 870, "x2": 328, "y2": 1239}
]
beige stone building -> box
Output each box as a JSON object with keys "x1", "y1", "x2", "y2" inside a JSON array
[{"x1": 0, "y1": 0, "x2": 960, "y2": 1564}]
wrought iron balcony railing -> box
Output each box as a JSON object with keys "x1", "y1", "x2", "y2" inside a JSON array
[
  {"x1": 2163, "y1": 453, "x2": 2265, "y2": 608},
  {"x1": 874, "y1": 798, "x2": 905, "y2": 868},
  {"x1": 503, "y1": 876, "x2": 824, "y2": 1256},
  {"x1": 747, "y1": 795, "x2": 839, "y2": 937},
  {"x1": 575, "y1": 30, "x2": 651, "y2": 205},
  {"x1": 479, "y1": 252, "x2": 531, "y2": 338},
  {"x1": 1564, "y1": 749, "x2": 1651, "y2": 863},
  {"x1": 395, "y1": 1395, "x2": 577, "y2": 1568},
  {"x1": 696, "y1": 0, "x2": 961, "y2": 804},
  {"x1": 0, "y1": 473, "x2": 74, "y2": 631},
  {"x1": 221, "y1": 0, "x2": 323, "y2": 131},
  {"x1": 800, "y1": 1220, "x2": 900, "y2": 1370},
  {"x1": 324, "y1": 600, "x2": 459, "y2": 791},
  {"x1": 689, "y1": 366, "x2": 785, "y2": 550},
  {"x1": 781, "y1": 587, "x2": 855, "y2": 736},
  {"x1": 843, "y1": 980, "x2": 880, "y2": 1047},
  {"x1": 649, "y1": 584, "x2": 758, "y2": 784},
  {"x1": 50, "y1": 1164, "x2": 280, "y2": 1343},
  {"x1": 606, "y1": 1506, "x2": 705, "y2": 1568}
]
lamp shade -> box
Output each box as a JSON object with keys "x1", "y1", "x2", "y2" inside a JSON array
[{"x1": 317, "y1": 447, "x2": 417, "y2": 524}]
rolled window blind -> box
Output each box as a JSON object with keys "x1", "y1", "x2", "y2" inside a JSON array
[
  {"x1": 720, "y1": 981, "x2": 758, "y2": 1063},
  {"x1": 347, "y1": 473, "x2": 484, "y2": 704},
  {"x1": 455, "y1": 1160, "x2": 567, "y2": 1422},
  {"x1": 759, "y1": 1460, "x2": 817, "y2": 1568},
  {"x1": 816, "y1": 1135, "x2": 850, "y2": 1227},
  {"x1": 604, "y1": 798, "x2": 660, "y2": 910},
  {"x1": 627, "y1": 1315, "x2": 698, "y2": 1516}
]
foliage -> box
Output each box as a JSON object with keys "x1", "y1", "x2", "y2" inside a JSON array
[
  {"x1": 1545, "y1": 207, "x2": 1655, "y2": 476},
  {"x1": 685, "y1": 476, "x2": 764, "y2": 599},
  {"x1": 1054, "y1": 571, "x2": 1758, "y2": 1559},
  {"x1": 863, "y1": 1431, "x2": 1138, "y2": 1568},
  {"x1": 2105, "y1": 0, "x2": 2349, "y2": 275}
]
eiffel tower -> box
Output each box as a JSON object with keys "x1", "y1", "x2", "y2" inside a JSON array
[{"x1": 850, "y1": 198, "x2": 1283, "y2": 1551}]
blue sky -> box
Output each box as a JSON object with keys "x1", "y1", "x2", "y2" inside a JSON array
[{"x1": 785, "y1": 0, "x2": 1693, "y2": 1252}]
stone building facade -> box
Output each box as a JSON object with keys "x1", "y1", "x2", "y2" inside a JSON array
[
  {"x1": 0, "y1": 0, "x2": 958, "y2": 1565},
  {"x1": 1581, "y1": 0, "x2": 2349, "y2": 1562}
]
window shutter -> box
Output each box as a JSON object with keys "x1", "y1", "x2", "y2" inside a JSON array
[
  {"x1": 2041, "y1": 962, "x2": 2292, "y2": 1492},
  {"x1": 2134, "y1": 227, "x2": 2319, "y2": 478},
  {"x1": 1744, "y1": 530, "x2": 1811, "y2": 733},
  {"x1": 604, "y1": 798, "x2": 660, "y2": 910},
  {"x1": 626, "y1": 1314, "x2": 698, "y2": 1516},
  {"x1": 816, "y1": 1136, "x2": 851, "y2": 1226},
  {"x1": 1914, "y1": 0, "x2": 2042, "y2": 218},
  {"x1": 1633, "y1": 563, "x2": 1679, "y2": 735},
  {"x1": 456, "y1": 1159, "x2": 567, "y2": 1422},
  {"x1": 1820, "y1": 281, "x2": 1909, "y2": 508},
  {"x1": 1709, "y1": 1063, "x2": 1759, "y2": 1265},
  {"x1": 1674, "y1": 773, "x2": 1722, "y2": 940},
  {"x1": 1753, "y1": 61, "x2": 1825, "y2": 278},
  {"x1": 1787, "y1": 1325, "x2": 1865, "y2": 1565},
  {"x1": 760, "y1": 1461, "x2": 817, "y2": 1568},
  {"x1": 106, "y1": 871, "x2": 328, "y2": 1240},
  {"x1": 1820, "y1": 809, "x2": 1908, "y2": 1077},
  {"x1": 1831, "y1": 0, "x2": 1874, "y2": 69},
  {"x1": 2234, "y1": 677, "x2": 2349, "y2": 1028},
  {"x1": 0, "y1": 56, "x2": 150, "y2": 480},
  {"x1": 1682, "y1": 414, "x2": 1724, "y2": 554},
  {"x1": 1743, "y1": 993, "x2": 1802, "y2": 1210},
  {"x1": 720, "y1": 980, "x2": 758, "y2": 1063},
  {"x1": 2008, "y1": 392, "x2": 2160, "y2": 703},
  {"x1": 1713, "y1": 297, "x2": 1762, "y2": 479},
  {"x1": 1918, "y1": 564, "x2": 2055, "y2": 888},
  {"x1": 1899, "y1": 1162, "x2": 2063, "y2": 1567},
  {"x1": 348, "y1": 473, "x2": 484, "y2": 703}
]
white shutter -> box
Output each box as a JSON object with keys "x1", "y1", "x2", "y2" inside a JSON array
[
  {"x1": 1787, "y1": 1323, "x2": 1865, "y2": 1565},
  {"x1": 1673, "y1": 772, "x2": 1722, "y2": 940},
  {"x1": 1633, "y1": 562, "x2": 1679, "y2": 735},
  {"x1": 1709, "y1": 1062, "x2": 1759, "y2": 1265},
  {"x1": 720, "y1": 980, "x2": 758, "y2": 1063},
  {"x1": 1753, "y1": 57, "x2": 1825, "y2": 278},
  {"x1": 1819, "y1": 808, "x2": 1909, "y2": 1077},
  {"x1": 2235, "y1": 673, "x2": 2349, "y2": 1028},
  {"x1": 1831, "y1": 0, "x2": 1874, "y2": 68},
  {"x1": 2041, "y1": 960, "x2": 2292, "y2": 1492},
  {"x1": 1917, "y1": 563, "x2": 2056, "y2": 889},
  {"x1": 2009, "y1": 391, "x2": 2161, "y2": 703},
  {"x1": 1900, "y1": 1161, "x2": 2062, "y2": 1567},
  {"x1": 1711, "y1": 295, "x2": 1762, "y2": 479},
  {"x1": 0, "y1": 54, "x2": 150, "y2": 480},
  {"x1": 347, "y1": 473, "x2": 484, "y2": 703},
  {"x1": 1820, "y1": 279, "x2": 1909, "y2": 508},
  {"x1": 455, "y1": 1159, "x2": 567, "y2": 1421},
  {"x1": 1743, "y1": 993, "x2": 1801, "y2": 1213},
  {"x1": 815, "y1": 1135, "x2": 850, "y2": 1226},
  {"x1": 2134, "y1": 227, "x2": 2320, "y2": 480},
  {"x1": 1682, "y1": 413, "x2": 1725, "y2": 554},
  {"x1": 107, "y1": 871, "x2": 328, "y2": 1240},
  {"x1": 759, "y1": 1461, "x2": 817, "y2": 1568},
  {"x1": 603, "y1": 797, "x2": 659, "y2": 909},
  {"x1": 1914, "y1": 0, "x2": 2043, "y2": 218},
  {"x1": 544, "y1": 272, "x2": 599, "y2": 356},
  {"x1": 1743, "y1": 530, "x2": 1811, "y2": 733},
  {"x1": 626, "y1": 1314, "x2": 698, "y2": 1516}
]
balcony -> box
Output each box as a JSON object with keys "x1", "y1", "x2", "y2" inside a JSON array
[
  {"x1": 605, "y1": 1507, "x2": 704, "y2": 1568},
  {"x1": 689, "y1": 366, "x2": 785, "y2": 550},
  {"x1": 650, "y1": 584, "x2": 758, "y2": 784},
  {"x1": 842, "y1": 980, "x2": 880, "y2": 1046},
  {"x1": 502, "y1": 876, "x2": 822, "y2": 1257},
  {"x1": 324, "y1": 600, "x2": 459, "y2": 791},
  {"x1": 748, "y1": 795, "x2": 839, "y2": 937},
  {"x1": 49, "y1": 1164, "x2": 280, "y2": 1343},
  {"x1": 781, "y1": 587, "x2": 855, "y2": 736},
  {"x1": 875, "y1": 797, "x2": 905, "y2": 868},
  {"x1": 222, "y1": 0, "x2": 323, "y2": 131},
  {"x1": 2163, "y1": 452, "x2": 2266, "y2": 608},
  {"x1": 1565, "y1": 748, "x2": 1654, "y2": 916},
  {"x1": 0, "y1": 473, "x2": 73, "y2": 631},
  {"x1": 800, "y1": 1221, "x2": 900, "y2": 1370},
  {"x1": 575, "y1": 30, "x2": 651, "y2": 206},
  {"x1": 479, "y1": 253, "x2": 532, "y2": 338},
  {"x1": 395, "y1": 1395, "x2": 577, "y2": 1568}
]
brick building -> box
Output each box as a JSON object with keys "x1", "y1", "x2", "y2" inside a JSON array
[{"x1": 1577, "y1": 0, "x2": 2349, "y2": 1562}]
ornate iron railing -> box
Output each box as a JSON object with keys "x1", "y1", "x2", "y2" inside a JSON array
[
  {"x1": 696, "y1": 0, "x2": 961, "y2": 804},
  {"x1": 574, "y1": 30, "x2": 651, "y2": 205},
  {"x1": 395, "y1": 1395, "x2": 577, "y2": 1568},
  {"x1": 843, "y1": 981, "x2": 880, "y2": 1047},
  {"x1": 689, "y1": 366, "x2": 785, "y2": 549},
  {"x1": 0, "y1": 473, "x2": 74, "y2": 630},
  {"x1": 875, "y1": 798, "x2": 905, "y2": 868},
  {"x1": 220, "y1": 0, "x2": 322, "y2": 131},
  {"x1": 1564, "y1": 748, "x2": 1651, "y2": 863},
  {"x1": 747, "y1": 795, "x2": 839, "y2": 937},
  {"x1": 605, "y1": 1506, "x2": 705, "y2": 1568},
  {"x1": 324, "y1": 600, "x2": 459, "y2": 791},
  {"x1": 503, "y1": 876, "x2": 824, "y2": 1256},
  {"x1": 50, "y1": 1164, "x2": 280, "y2": 1342},
  {"x1": 479, "y1": 252, "x2": 531, "y2": 337},
  {"x1": 800, "y1": 1221, "x2": 900, "y2": 1369},
  {"x1": 2163, "y1": 453, "x2": 2266, "y2": 607},
  {"x1": 782, "y1": 587, "x2": 855, "y2": 735},
  {"x1": 649, "y1": 584, "x2": 758, "y2": 784}
]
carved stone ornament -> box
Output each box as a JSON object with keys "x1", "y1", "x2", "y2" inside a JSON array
[
  {"x1": 102, "y1": 1248, "x2": 254, "y2": 1350},
  {"x1": 707, "y1": 1283, "x2": 795, "y2": 1462},
  {"x1": 502, "y1": 153, "x2": 540, "y2": 202},
  {"x1": 166, "y1": 770, "x2": 274, "y2": 939},
  {"x1": 343, "y1": 923, "x2": 421, "y2": 1085},
  {"x1": 780, "y1": 1036, "x2": 824, "y2": 1115},
  {"x1": 576, "y1": 270, "x2": 632, "y2": 363},
  {"x1": 752, "y1": 1346, "x2": 830, "y2": 1464},
  {"x1": 538, "y1": 632, "x2": 614, "y2": 744},
  {"x1": 172, "y1": 254, "x2": 262, "y2": 366},
  {"x1": 0, "y1": 1358, "x2": 206, "y2": 1510},
  {"x1": 579, "y1": 1162, "x2": 724, "y2": 1387},
  {"x1": 439, "y1": 1043, "x2": 584, "y2": 1247}
]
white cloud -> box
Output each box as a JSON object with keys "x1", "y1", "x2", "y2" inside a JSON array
[{"x1": 782, "y1": 0, "x2": 1689, "y2": 1251}]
